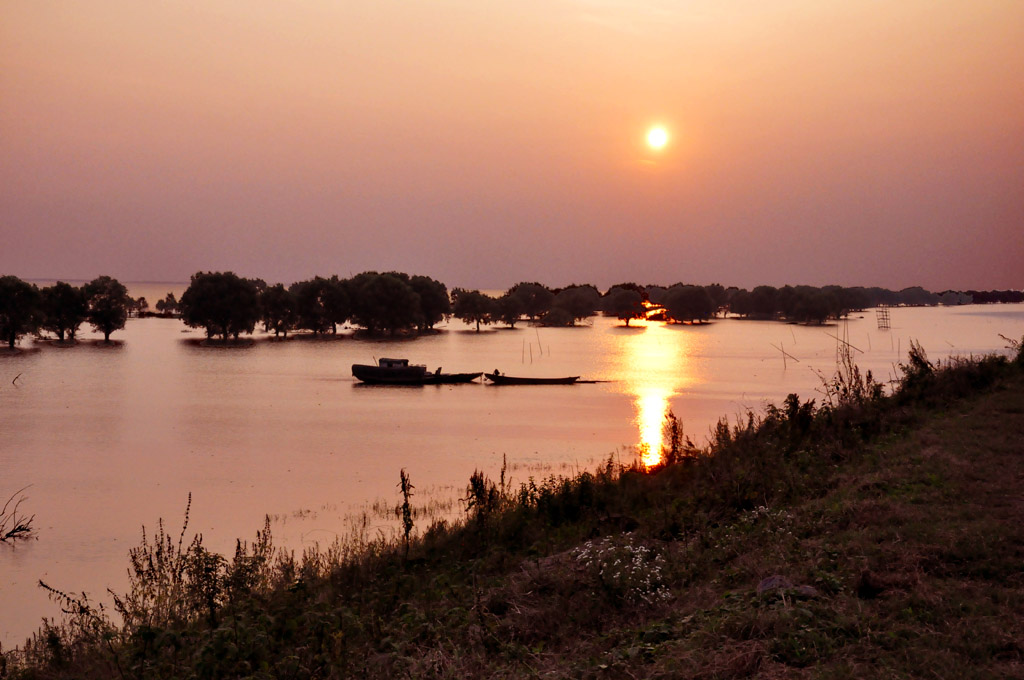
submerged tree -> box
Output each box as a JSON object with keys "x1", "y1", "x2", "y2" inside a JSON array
[
  {"x1": 451, "y1": 288, "x2": 495, "y2": 331},
  {"x1": 551, "y1": 285, "x2": 601, "y2": 325},
  {"x1": 349, "y1": 272, "x2": 422, "y2": 335},
  {"x1": 508, "y1": 282, "x2": 554, "y2": 321},
  {"x1": 494, "y1": 292, "x2": 525, "y2": 328},
  {"x1": 40, "y1": 281, "x2": 88, "y2": 342},
  {"x1": 260, "y1": 284, "x2": 297, "y2": 338},
  {"x1": 663, "y1": 285, "x2": 714, "y2": 324},
  {"x1": 322, "y1": 276, "x2": 352, "y2": 334},
  {"x1": 179, "y1": 271, "x2": 260, "y2": 341},
  {"x1": 84, "y1": 276, "x2": 130, "y2": 342},
  {"x1": 409, "y1": 275, "x2": 450, "y2": 331},
  {"x1": 0, "y1": 275, "x2": 41, "y2": 349},
  {"x1": 603, "y1": 286, "x2": 645, "y2": 326},
  {"x1": 155, "y1": 292, "x2": 179, "y2": 316},
  {"x1": 290, "y1": 277, "x2": 333, "y2": 335}
]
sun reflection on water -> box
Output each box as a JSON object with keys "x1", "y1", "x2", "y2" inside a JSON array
[
  {"x1": 614, "y1": 321, "x2": 698, "y2": 467},
  {"x1": 636, "y1": 389, "x2": 671, "y2": 466}
]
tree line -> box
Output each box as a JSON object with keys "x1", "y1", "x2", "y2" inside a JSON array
[
  {"x1": 0, "y1": 275, "x2": 133, "y2": 348},
  {"x1": 1, "y1": 272, "x2": 1018, "y2": 348}
]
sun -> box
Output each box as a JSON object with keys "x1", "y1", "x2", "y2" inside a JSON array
[{"x1": 646, "y1": 125, "x2": 669, "y2": 150}]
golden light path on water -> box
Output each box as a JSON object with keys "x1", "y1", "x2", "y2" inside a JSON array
[{"x1": 614, "y1": 320, "x2": 699, "y2": 467}]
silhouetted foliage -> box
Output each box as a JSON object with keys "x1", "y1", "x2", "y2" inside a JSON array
[
  {"x1": 663, "y1": 285, "x2": 714, "y2": 323},
  {"x1": 155, "y1": 292, "x2": 179, "y2": 316},
  {"x1": 289, "y1": 277, "x2": 334, "y2": 334},
  {"x1": 83, "y1": 276, "x2": 130, "y2": 342},
  {"x1": 606, "y1": 282, "x2": 648, "y2": 302},
  {"x1": 897, "y1": 286, "x2": 940, "y2": 306},
  {"x1": 550, "y1": 285, "x2": 600, "y2": 324},
  {"x1": 260, "y1": 284, "x2": 297, "y2": 338},
  {"x1": 645, "y1": 285, "x2": 667, "y2": 305},
  {"x1": 749, "y1": 285, "x2": 779, "y2": 318},
  {"x1": 789, "y1": 289, "x2": 833, "y2": 324},
  {"x1": 508, "y1": 282, "x2": 554, "y2": 320},
  {"x1": 349, "y1": 272, "x2": 421, "y2": 335},
  {"x1": 541, "y1": 306, "x2": 575, "y2": 327},
  {"x1": 451, "y1": 288, "x2": 495, "y2": 331},
  {"x1": 409, "y1": 275, "x2": 450, "y2": 331},
  {"x1": 40, "y1": 281, "x2": 87, "y2": 342},
  {"x1": 602, "y1": 287, "x2": 645, "y2": 326},
  {"x1": 180, "y1": 271, "x2": 260, "y2": 341},
  {"x1": 963, "y1": 289, "x2": 1024, "y2": 304},
  {"x1": 322, "y1": 276, "x2": 352, "y2": 333},
  {"x1": 124, "y1": 296, "x2": 145, "y2": 318},
  {"x1": 0, "y1": 275, "x2": 41, "y2": 349},
  {"x1": 704, "y1": 283, "x2": 728, "y2": 317},
  {"x1": 494, "y1": 292, "x2": 525, "y2": 328}
]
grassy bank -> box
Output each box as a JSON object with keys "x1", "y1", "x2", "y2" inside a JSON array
[{"x1": 4, "y1": 343, "x2": 1023, "y2": 679}]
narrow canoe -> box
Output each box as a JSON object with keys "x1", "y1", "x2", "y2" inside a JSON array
[{"x1": 484, "y1": 373, "x2": 579, "y2": 385}]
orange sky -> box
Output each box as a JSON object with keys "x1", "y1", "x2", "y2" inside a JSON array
[{"x1": 2, "y1": 0, "x2": 1022, "y2": 289}]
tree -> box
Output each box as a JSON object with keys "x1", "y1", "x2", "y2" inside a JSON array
[
  {"x1": 508, "y1": 282, "x2": 553, "y2": 321},
  {"x1": 790, "y1": 290, "x2": 832, "y2": 325},
  {"x1": 645, "y1": 285, "x2": 668, "y2": 305},
  {"x1": 290, "y1": 277, "x2": 333, "y2": 334},
  {"x1": 663, "y1": 285, "x2": 714, "y2": 324},
  {"x1": 40, "y1": 281, "x2": 87, "y2": 342},
  {"x1": 602, "y1": 287, "x2": 644, "y2": 326},
  {"x1": 451, "y1": 288, "x2": 495, "y2": 331},
  {"x1": 0, "y1": 275, "x2": 41, "y2": 349},
  {"x1": 409, "y1": 275, "x2": 450, "y2": 331},
  {"x1": 322, "y1": 276, "x2": 352, "y2": 334},
  {"x1": 179, "y1": 271, "x2": 260, "y2": 341},
  {"x1": 349, "y1": 272, "x2": 422, "y2": 335},
  {"x1": 749, "y1": 285, "x2": 779, "y2": 318},
  {"x1": 704, "y1": 284, "x2": 728, "y2": 317},
  {"x1": 155, "y1": 292, "x2": 179, "y2": 316},
  {"x1": 540, "y1": 306, "x2": 574, "y2": 326},
  {"x1": 551, "y1": 285, "x2": 600, "y2": 324},
  {"x1": 84, "y1": 276, "x2": 130, "y2": 342},
  {"x1": 897, "y1": 286, "x2": 939, "y2": 307},
  {"x1": 606, "y1": 282, "x2": 648, "y2": 302},
  {"x1": 494, "y1": 292, "x2": 525, "y2": 328},
  {"x1": 260, "y1": 284, "x2": 297, "y2": 338}
]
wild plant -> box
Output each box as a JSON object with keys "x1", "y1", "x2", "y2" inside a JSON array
[
  {"x1": 464, "y1": 470, "x2": 501, "y2": 522},
  {"x1": 572, "y1": 535, "x2": 671, "y2": 605},
  {"x1": 661, "y1": 410, "x2": 685, "y2": 465},
  {"x1": 0, "y1": 487, "x2": 34, "y2": 542},
  {"x1": 999, "y1": 333, "x2": 1024, "y2": 364},
  {"x1": 399, "y1": 468, "x2": 414, "y2": 557},
  {"x1": 818, "y1": 340, "x2": 884, "y2": 411}
]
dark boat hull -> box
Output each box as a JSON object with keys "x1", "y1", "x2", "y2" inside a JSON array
[
  {"x1": 352, "y1": 364, "x2": 482, "y2": 385},
  {"x1": 422, "y1": 372, "x2": 483, "y2": 384},
  {"x1": 484, "y1": 373, "x2": 579, "y2": 385}
]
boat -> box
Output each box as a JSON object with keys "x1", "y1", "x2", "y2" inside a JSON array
[
  {"x1": 352, "y1": 358, "x2": 482, "y2": 385},
  {"x1": 484, "y1": 372, "x2": 579, "y2": 385}
]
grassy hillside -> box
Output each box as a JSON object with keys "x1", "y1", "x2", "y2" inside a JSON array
[{"x1": 5, "y1": 343, "x2": 1023, "y2": 679}]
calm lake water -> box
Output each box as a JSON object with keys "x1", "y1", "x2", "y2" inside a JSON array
[{"x1": 2, "y1": 291, "x2": 1022, "y2": 648}]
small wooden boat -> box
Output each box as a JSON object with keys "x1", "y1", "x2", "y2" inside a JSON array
[
  {"x1": 352, "y1": 358, "x2": 481, "y2": 385},
  {"x1": 484, "y1": 372, "x2": 579, "y2": 385}
]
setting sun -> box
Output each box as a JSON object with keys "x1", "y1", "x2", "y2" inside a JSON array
[{"x1": 646, "y1": 125, "x2": 669, "y2": 150}]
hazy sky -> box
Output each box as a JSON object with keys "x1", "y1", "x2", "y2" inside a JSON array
[{"x1": 2, "y1": 0, "x2": 1022, "y2": 290}]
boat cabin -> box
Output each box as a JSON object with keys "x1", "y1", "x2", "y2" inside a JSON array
[{"x1": 379, "y1": 358, "x2": 412, "y2": 368}]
